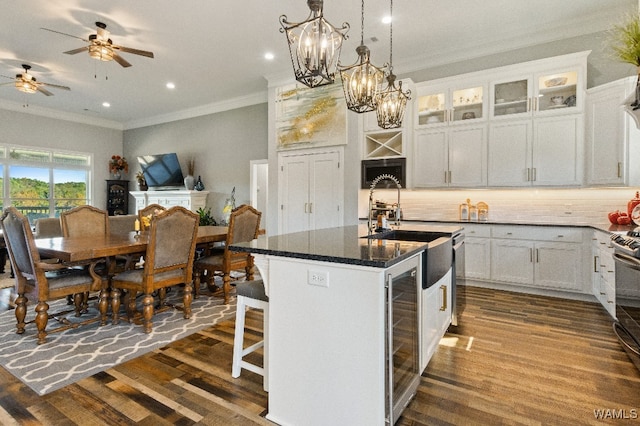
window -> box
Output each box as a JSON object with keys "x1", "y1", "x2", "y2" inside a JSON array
[{"x1": 2, "y1": 146, "x2": 92, "y2": 223}]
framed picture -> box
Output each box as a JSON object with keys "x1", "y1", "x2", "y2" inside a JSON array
[{"x1": 275, "y1": 81, "x2": 347, "y2": 151}]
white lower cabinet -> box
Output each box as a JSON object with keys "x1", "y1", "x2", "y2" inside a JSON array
[
  {"x1": 490, "y1": 225, "x2": 584, "y2": 292},
  {"x1": 463, "y1": 224, "x2": 491, "y2": 280},
  {"x1": 421, "y1": 270, "x2": 452, "y2": 372},
  {"x1": 591, "y1": 230, "x2": 616, "y2": 317}
]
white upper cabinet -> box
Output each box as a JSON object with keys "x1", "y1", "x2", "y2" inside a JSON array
[
  {"x1": 586, "y1": 76, "x2": 640, "y2": 186},
  {"x1": 491, "y1": 69, "x2": 581, "y2": 119},
  {"x1": 415, "y1": 80, "x2": 487, "y2": 128}
]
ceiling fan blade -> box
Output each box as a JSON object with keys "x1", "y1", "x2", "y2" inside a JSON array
[
  {"x1": 41, "y1": 82, "x2": 71, "y2": 91},
  {"x1": 113, "y1": 45, "x2": 154, "y2": 58},
  {"x1": 64, "y1": 46, "x2": 89, "y2": 55},
  {"x1": 112, "y1": 52, "x2": 132, "y2": 68},
  {"x1": 0, "y1": 82, "x2": 14, "y2": 87},
  {"x1": 36, "y1": 86, "x2": 54, "y2": 96},
  {"x1": 41, "y1": 27, "x2": 88, "y2": 42},
  {"x1": 0, "y1": 74, "x2": 14, "y2": 81}
]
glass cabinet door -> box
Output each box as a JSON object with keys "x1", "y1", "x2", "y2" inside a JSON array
[
  {"x1": 451, "y1": 85, "x2": 484, "y2": 122},
  {"x1": 493, "y1": 78, "x2": 529, "y2": 117},
  {"x1": 536, "y1": 71, "x2": 578, "y2": 112},
  {"x1": 417, "y1": 92, "x2": 446, "y2": 126}
]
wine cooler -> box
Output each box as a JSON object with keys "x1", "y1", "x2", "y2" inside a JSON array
[{"x1": 385, "y1": 255, "x2": 420, "y2": 425}]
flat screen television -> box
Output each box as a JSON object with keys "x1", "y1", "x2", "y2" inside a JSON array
[{"x1": 137, "y1": 153, "x2": 184, "y2": 190}]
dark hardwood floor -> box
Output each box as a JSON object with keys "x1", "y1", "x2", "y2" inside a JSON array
[{"x1": 0, "y1": 283, "x2": 638, "y2": 425}]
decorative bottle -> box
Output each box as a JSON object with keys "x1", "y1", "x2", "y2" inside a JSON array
[
  {"x1": 184, "y1": 174, "x2": 195, "y2": 190},
  {"x1": 194, "y1": 176, "x2": 205, "y2": 191}
]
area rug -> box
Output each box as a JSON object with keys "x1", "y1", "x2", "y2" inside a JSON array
[{"x1": 0, "y1": 289, "x2": 236, "y2": 395}]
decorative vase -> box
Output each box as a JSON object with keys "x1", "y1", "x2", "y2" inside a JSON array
[
  {"x1": 184, "y1": 174, "x2": 195, "y2": 190},
  {"x1": 138, "y1": 182, "x2": 148, "y2": 191},
  {"x1": 112, "y1": 171, "x2": 122, "y2": 180},
  {"x1": 194, "y1": 176, "x2": 205, "y2": 191}
]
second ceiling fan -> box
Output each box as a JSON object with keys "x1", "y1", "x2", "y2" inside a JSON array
[{"x1": 42, "y1": 21, "x2": 154, "y2": 68}]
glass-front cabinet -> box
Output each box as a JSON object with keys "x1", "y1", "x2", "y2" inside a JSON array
[
  {"x1": 416, "y1": 82, "x2": 485, "y2": 127},
  {"x1": 491, "y1": 69, "x2": 580, "y2": 118}
]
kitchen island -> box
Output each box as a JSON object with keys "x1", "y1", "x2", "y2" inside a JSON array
[{"x1": 231, "y1": 224, "x2": 461, "y2": 426}]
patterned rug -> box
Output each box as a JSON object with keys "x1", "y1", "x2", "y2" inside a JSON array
[{"x1": 0, "y1": 287, "x2": 236, "y2": 395}]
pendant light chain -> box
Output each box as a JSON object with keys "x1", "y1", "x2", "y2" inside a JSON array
[
  {"x1": 375, "y1": 0, "x2": 411, "y2": 129},
  {"x1": 337, "y1": 0, "x2": 386, "y2": 113}
]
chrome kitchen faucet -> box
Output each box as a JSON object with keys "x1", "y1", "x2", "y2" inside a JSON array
[{"x1": 368, "y1": 174, "x2": 402, "y2": 234}]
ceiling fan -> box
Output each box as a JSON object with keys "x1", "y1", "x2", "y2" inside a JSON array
[
  {"x1": 42, "y1": 21, "x2": 154, "y2": 68},
  {"x1": 0, "y1": 64, "x2": 70, "y2": 96}
]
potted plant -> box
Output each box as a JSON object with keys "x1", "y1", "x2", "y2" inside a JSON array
[
  {"x1": 135, "y1": 171, "x2": 148, "y2": 191},
  {"x1": 196, "y1": 207, "x2": 217, "y2": 226},
  {"x1": 610, "y1": 13, "x2": 640, "y2": 109}
]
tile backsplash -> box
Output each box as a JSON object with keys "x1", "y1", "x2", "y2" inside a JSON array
[{"x1": 359, "y1": 187, "x2": 640, "y2": 225}]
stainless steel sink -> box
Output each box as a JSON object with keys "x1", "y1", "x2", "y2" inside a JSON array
[{"x1": 365, "y1": 229, "x2": 452, "y2": 289}]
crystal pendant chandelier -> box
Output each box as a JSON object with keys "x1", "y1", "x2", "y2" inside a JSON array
[
  {"x1": 279, "y1": 0, "x2": 350, "y2": 88},
  {"x1": 337, "y1": 0, "x2": 386, "y2": 113},
  {"x1": 376, "y1": 0, "x2": 411, "y2": 129}
]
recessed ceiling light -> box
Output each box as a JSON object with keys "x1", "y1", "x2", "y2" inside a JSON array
[
  {"x1": 264, "y1": 52, "x2": 275, "y2": 60},
  {"x1": 166, "y1": 82, "x2": 175, "y2": 89},
  {"x1": 102, "y1": 102, "x2": 110, "y2": 108},
  {"x1": 382, "y1": 16, "x2": 392, "y2": 24}
]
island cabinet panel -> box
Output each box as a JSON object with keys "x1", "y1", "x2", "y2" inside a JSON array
[
  {"x1": 260, "y1": 252, "x2": 428, "y2": 426},
  {"x1": 265, "y1": 257, "x2": 387, "y2": 426}
]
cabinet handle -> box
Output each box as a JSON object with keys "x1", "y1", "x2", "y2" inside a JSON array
[
  {"x1": 533, "y1": 97, "x2": 538, "y2": 111},
  {"x1": 535, "y1": 248, "x2": 539, "y2": 263},
  {"x1": 526, "y1": 168, "x2": 530, "y2": 181},
  {"x1": 448, "y1": 170, "x2": 452, "y2": 183},
  {"x1": 618, "y1": 162, "x2": 622, "y2": 178},
  {"x1": 594, "y1": 255, "x2": 599, "y2": 272},
  {"x1": 530, "y1": 248, "x2": 533, "y2": 262},
  {"x1": 527, "y1": 98, "x2": 531, "y2": 112},
  {"x1": 309, "y1": 203, "x2": 313, "y2": 213},
  {"x1": 444, "y1": 171, "x2": 448, "y2": 183},
  {"x1": 304, "y1": 203, "x2": 308, "y2": 213},
  {"x1": 532, "y1": 168, "x2": 537, "y2": 181},
  {"x1": 440, "y1": 285, "x2": 447, "y2": 311}
]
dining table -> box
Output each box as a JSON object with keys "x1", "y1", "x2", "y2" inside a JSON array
[{"x1": 34, "y1": 225, "x2": 229, "y2": 324}]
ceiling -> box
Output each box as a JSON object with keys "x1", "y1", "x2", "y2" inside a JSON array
[{"x1": 0, "y1": 0, "x2": 636, "y2": 129}]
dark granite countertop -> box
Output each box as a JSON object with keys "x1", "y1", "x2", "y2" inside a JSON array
[
  {"x1": 379, "y1": 219, "x2": 637, "y2": 235},
  {"x1": 231, "y1": 224, "x2": 462, "y2": 269}
]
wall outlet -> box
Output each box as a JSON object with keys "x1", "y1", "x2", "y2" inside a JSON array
[{"x1": 308, "y1": 270, "x2": 329, "y2": 287}]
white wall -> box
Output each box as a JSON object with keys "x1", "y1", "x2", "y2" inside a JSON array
[{"x1": 0, "y1": 108, "x2": 122, "y2": 210}]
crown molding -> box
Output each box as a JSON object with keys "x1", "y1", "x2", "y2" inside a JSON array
[
  {"x1": 123, "y1": 91, "x2": 268, "y2": 130},
  {"x1": 0, "y1": 99, "x2": 123, "y2": 130}
]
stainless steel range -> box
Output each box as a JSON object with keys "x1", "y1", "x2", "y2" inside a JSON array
[{"x1": 610, "y1": 231, "x2": 640, "y2": 371}]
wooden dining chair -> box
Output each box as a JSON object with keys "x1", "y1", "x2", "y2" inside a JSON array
[
  {"x1": 138, "y1": 203, "x2": 167, "y2": 230},
  {"x1": 110, "y1": 206, "x2": 199, "y2": 333},
  {"x1": 193, "y1": 204, "x2": 261, "y2": 304},
  {"x1": 60, "y1": 205, "x2": 109, "y2": 237},
  {"x1": 0, "y1": 207, "x2": 103, "y2": 344}
]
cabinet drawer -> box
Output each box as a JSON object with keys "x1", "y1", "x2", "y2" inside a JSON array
[
  {"x1": 462, "y1": 223, "x2": 491, "y2": 238},
  {"x1": 492, "y1": 225, "x2": 582, "y2": 242},
  {"x1": 593, "y1": 230, "x2": 614, "y2": 251}
]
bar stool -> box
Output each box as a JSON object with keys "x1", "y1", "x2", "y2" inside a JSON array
[{"x1": 232, "y1": 279, "x2": 269, "y2": 391}]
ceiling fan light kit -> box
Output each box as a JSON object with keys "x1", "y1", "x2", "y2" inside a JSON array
[
  {"x1": 0, "y1": 64, "x2": 70, "y2": 97},
  {"x1": 279, "y1": 0, "x2": 350, "y2": 88},
  {"x1": 337, "y1": 0, "x2": 386, "y2": 113}
]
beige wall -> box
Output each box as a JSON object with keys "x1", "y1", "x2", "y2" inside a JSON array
[{"x1": 123, "y1": 103, "x2": 268, "y2": 223}]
